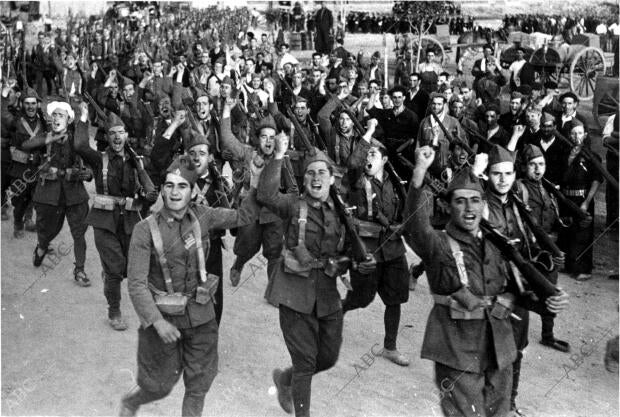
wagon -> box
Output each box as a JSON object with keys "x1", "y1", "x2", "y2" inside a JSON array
[
  {"x1": 592, "y1": 76, "x2": 619, "y2": 130},
  {"x1": 528, "y1": 33, "x2": 611, "y2": 101}
]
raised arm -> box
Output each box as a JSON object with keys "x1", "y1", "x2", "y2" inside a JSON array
[{"x1": 257, "y1": 134, "x2": 297, "y2": 219}]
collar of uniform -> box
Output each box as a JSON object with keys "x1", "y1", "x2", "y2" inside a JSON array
[
  {"x1": 445, "y1": 221, "x2": 481, "y2": 245},
  {"x1": 485, "y1": 188, "x2": 510, "y2": 208},
  {"x1": 105, "y1": 147, "x2": 126, "y2": 161},
  {"x1": 157, "y1": 205, "x2": 189, "y2": 226},
  {"x1": 303, "y1": 193, "x2": 334, "y2": 210}
]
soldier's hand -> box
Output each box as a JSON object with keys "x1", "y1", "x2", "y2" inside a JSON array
[
  {"x1": 263, "y1": 80, "x2": 275, "y2": 96},
  {"x1": 545, "y1": 288, "x2": 569, "y2": 314},
  {"x1": 513, "y1": 124, "x2": 526, "y2": 137},
  {"x1": 472, "y1": 153, "x2": 488, "y2": 177},
  {"x1": 274, "y1": 132, "x2": 289, "y2": 159},
  {"x1": 221, "y1": 148, "x2": 234, "y2": 160},
  {"x1": 172, "y1": 110, "x2": 186, "y2": 126},
  {"x1": 357, "y1": 254, "x2": 377, "y2": 275},
  {"x1": 552, "y1": 252, "x2": 565, "y2": 269},
  {"x1": 414, "y1": 146, "x2": 435, "y2": 170},
  {"x1": 579, "y1": 214, "x2": 593, "y2": 228},
  {"x1": 366, "y1": 118, "x2": 378, "y2": 130},
  {"x1": 79, "y1": 101, "x2": 89, "y2": 122},
  {"x1": 78, "y1": 168, "x2": 93, "y2": 181},
  {"x1": 145, "y1": 190, "x2": 159, "y2": 203},
  {"x1": 153, "y1": 319, "x2": 181, "y2": 344}
]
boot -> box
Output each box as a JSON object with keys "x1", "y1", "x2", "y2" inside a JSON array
[
  {"x1": 1, "y1": 205, "x2": 9, "y2": 221},
  {"x1": 74, "y1": 267, "x2": 91, "y2": 287}
]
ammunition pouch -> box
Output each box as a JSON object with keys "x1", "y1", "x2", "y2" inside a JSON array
[
  {"x1": 40, "y1": 166, "x2": 59, "y2": 181},
  {"x1": 153, "y1": 292, "x2": 189, "y2": 316},
  {"x1": 124, "y1": 196, "x2": 142, "y2": 212},
  {"x1": 324, "y1": 256, "x2": 351, "y2": 278},
  {"x1": 64, "y1": 168, "x2": 81, "y2": 182},
  {"x1": 92, "y1": 194, "x2": 122, "y2": 211},
  {"x1": 433, "y1": 292, "x2": 514, "y2": 320},
  {"x1": 356, "y1": 219, "x2": 383, "y2": 238}
]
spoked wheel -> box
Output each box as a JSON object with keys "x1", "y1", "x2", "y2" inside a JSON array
[{"x1": 570, "y1": 46, "x2": 607, "y2": 101}]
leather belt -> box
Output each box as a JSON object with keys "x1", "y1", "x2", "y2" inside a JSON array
[
  {"x1": 563, "y1": 189, "x2": 586, "y2": 197},
  {"x1": 433, "y1": 294, "x2": 495, "y2": 307}
]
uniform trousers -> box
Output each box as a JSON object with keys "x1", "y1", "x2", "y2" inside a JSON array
[
  {"x1": 434, "y1": 361, "x2": 512, "y2": 417},
  {"x1": 124, "y1": 320, "x2": 219, "y2": 417},
  {"x1": 35, "y1": 200, "x2": 89, "y2": 269},
  {"x1": 343, "y1": 255, "x2": 409, "y2": 350},
  {"x1": 93, "y1": 220, "x2": 131, "y2": 319},
  {"x1": 278, "y1": 305, "x2": 343, "y2": 417}
]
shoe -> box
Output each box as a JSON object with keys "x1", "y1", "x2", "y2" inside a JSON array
[
  {"x1": 32, "y1": 245, "x2": 48, "y2": 267},
  {"x1": 540, "y1": 337, "x2": 570, "y2": 353},
  {"x1": 74, "y1": 268, "x2": 91, "y2": 287},
  {"x1": 109, "y1": 316, "x2": 128, "y2": 331},
  {"x1": 1, "y1": 206, "x2": 9, "y2": 221},
  {"x1": 509, "y1": 406, "x2": 527, "y2": 417},
  {"x1": 13, "y1": 228, "x2": 24, "y2": 239},
  {"x1": 381, "y1": 348, "x2": 410, "y2": 366},
  {"x1": 574, "y1": 273, "x2": 592, "y2": 281},
  {"x1": 24, "y1": 218, "x2": 36, "y2": 232},
  {"x1": 118, "y1": 394, "x2": 138, "y2": 417},
  {"x1": 609, "y1": 274, "x2": 619, "y2": 280},
  {"x1": 604, "y1": 337, "x2": 619, "y2": 373},
  {"x1": 230, "y1": 267, "x2": 241, "y2": 287},
  {"x1": 409, "y1": 263, "x2": 424, "y2": 291},
  {"x1": 272, "y1": 368, "x2": 293, "y2": 414}
]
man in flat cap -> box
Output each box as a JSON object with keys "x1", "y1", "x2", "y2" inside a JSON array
[
  {"x1": 258, "y1": 134, "x2": 376, "y2": 417},
  {"x1": 22, "y1": 100, "x2": 93, "y2": 287},
  {"x1": 556, "y1": 91, "x2": 588, "y2": 140},
  {"x1": 120, "y1": 154, "x2": 258, "y2": 416}
]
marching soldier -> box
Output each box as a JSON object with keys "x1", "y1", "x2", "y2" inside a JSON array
[
  {"x1": 119, "y1": 154, "x2": 258, "y2": 417},
  {"x1": 74, "y1": 107, "x2": 158, "y2": 330},
  {"x1": 5, "y1": 87, "x2": 46, "y2": 238},
  {"x1": 219, "y1": 99, "x2": 298, "y2": 302},
  {"x1": 404, "y1": 145, "x2": 568, "y2": 416},
  {"x1": 22, "y1": 101, "x2": 93, "y2": 287},
  {"x1": 342, "y1": 125, "x2": 412, "y2": 367},
  {"x1": 258, "y1": 134, "x2": 376, "y2": 417}
]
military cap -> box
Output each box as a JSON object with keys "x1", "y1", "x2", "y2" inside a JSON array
[
  {"x1": 449, "y1": 138, "x2": 469, "y2": 151},
  {"x1": 105, "y1": 112, "x2": 125, "y2": 131},
  {"x1": 488, "y1": 144, "x2": 515, "y2": 167},
  {"x1": 541, "y1": 112, "x2": 555, "y2": 125},
  {"x1": 186, "y1": 131, "x2": 209, "y2": 150},
  {"x1": 21, "y1": 87, "x2": 41, "y2": 102},
  {"x1": 559, "y1": 91, "x2": 579, "y2": 103},
  {"x1": 303, "y1": 149, "x2": 333, "y2": 172},
  {"x1": 446, "y1": 167, "x2": 484, "y2": 195},
  {"x1": 256, "y1": 114, "x2": 277, "y2": 133},
  {"x1": 372, "y1": 51, "x2": 381, "y2": 59},
  {"x1": 220, "y1": 76, "x2": 234, "y2": 86},
  {"x1": 521, "y1": 144, "x2": 544, "y2": 162},
  {"x1": 166, "y1": 154, "x2": 198, "y2": 187},
  {"x1": 193, "y1": 86, "x2": 209, "y2": 101}
]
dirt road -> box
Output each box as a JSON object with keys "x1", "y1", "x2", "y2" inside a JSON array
[{"x1": 2, "y1": 32, "x2": 618, "y2": 417}]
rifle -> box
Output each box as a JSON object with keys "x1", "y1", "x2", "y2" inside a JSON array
[
  {"x1": 479, "y1": 218, "x2": 559, "y2": 301},
  {"x1": 553, "y1": 128, "x2": 619, "y2": 192},
  {"x1": 329, "y1": 185, "x2": 371, "y2": 263},
  {"x1": 419, "y1": 167, "x2": 560, "y2": 302},
  {"x1": 541, "y1": 177, "x2": 590, "y2": 221},
  {"x1": 84, "y1": 91, "x2": 156, "y2": 195},
  {"x1": 429, "y1": 110, "x2": 476, "y2": 157},
  {"x1": 208, "y1": 160, "x2": 232, "y2": 209},
  {"x1": 510, "y1": 190, "x2": 564, "y2": 261}
]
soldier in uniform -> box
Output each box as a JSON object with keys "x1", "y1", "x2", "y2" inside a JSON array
[
  {"x1": 220, "y1": 99, "x2": 298, "y2": 302},
  {"x1": 258, "y1": 134, "x2": 376, "y2": 417},
  {"x1": 5, "y1": 87, "x2": 46, "y2": 238},
  {"x1": 484, "y1": 145, "x2": 567, "y2": 415},
  {"x1": 517, "y1": 144, "x2": 570, "y2": 353},
  {"x1": 119, "y1": 154, "x2": 257, "y2": 417},
  {"x1": 404, "y1": 145, "x2": 568, "y2": 417},
  {"x1": 74, "y1": 107, "x2": 158, "y2": 330},
  {"x1": 342, "y1": 127, "x2": 411, "y2": 366},
  {"x1": 22, "y1": 101, "x2": 93, "y2": 287}
]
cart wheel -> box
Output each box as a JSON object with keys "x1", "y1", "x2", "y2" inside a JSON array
[
  {"x1": 570, "y1": 47, "x2": 607, "y2": 101},
  {"x1": 415, "y1": 35, "x2": 447, "y2": 65}
]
